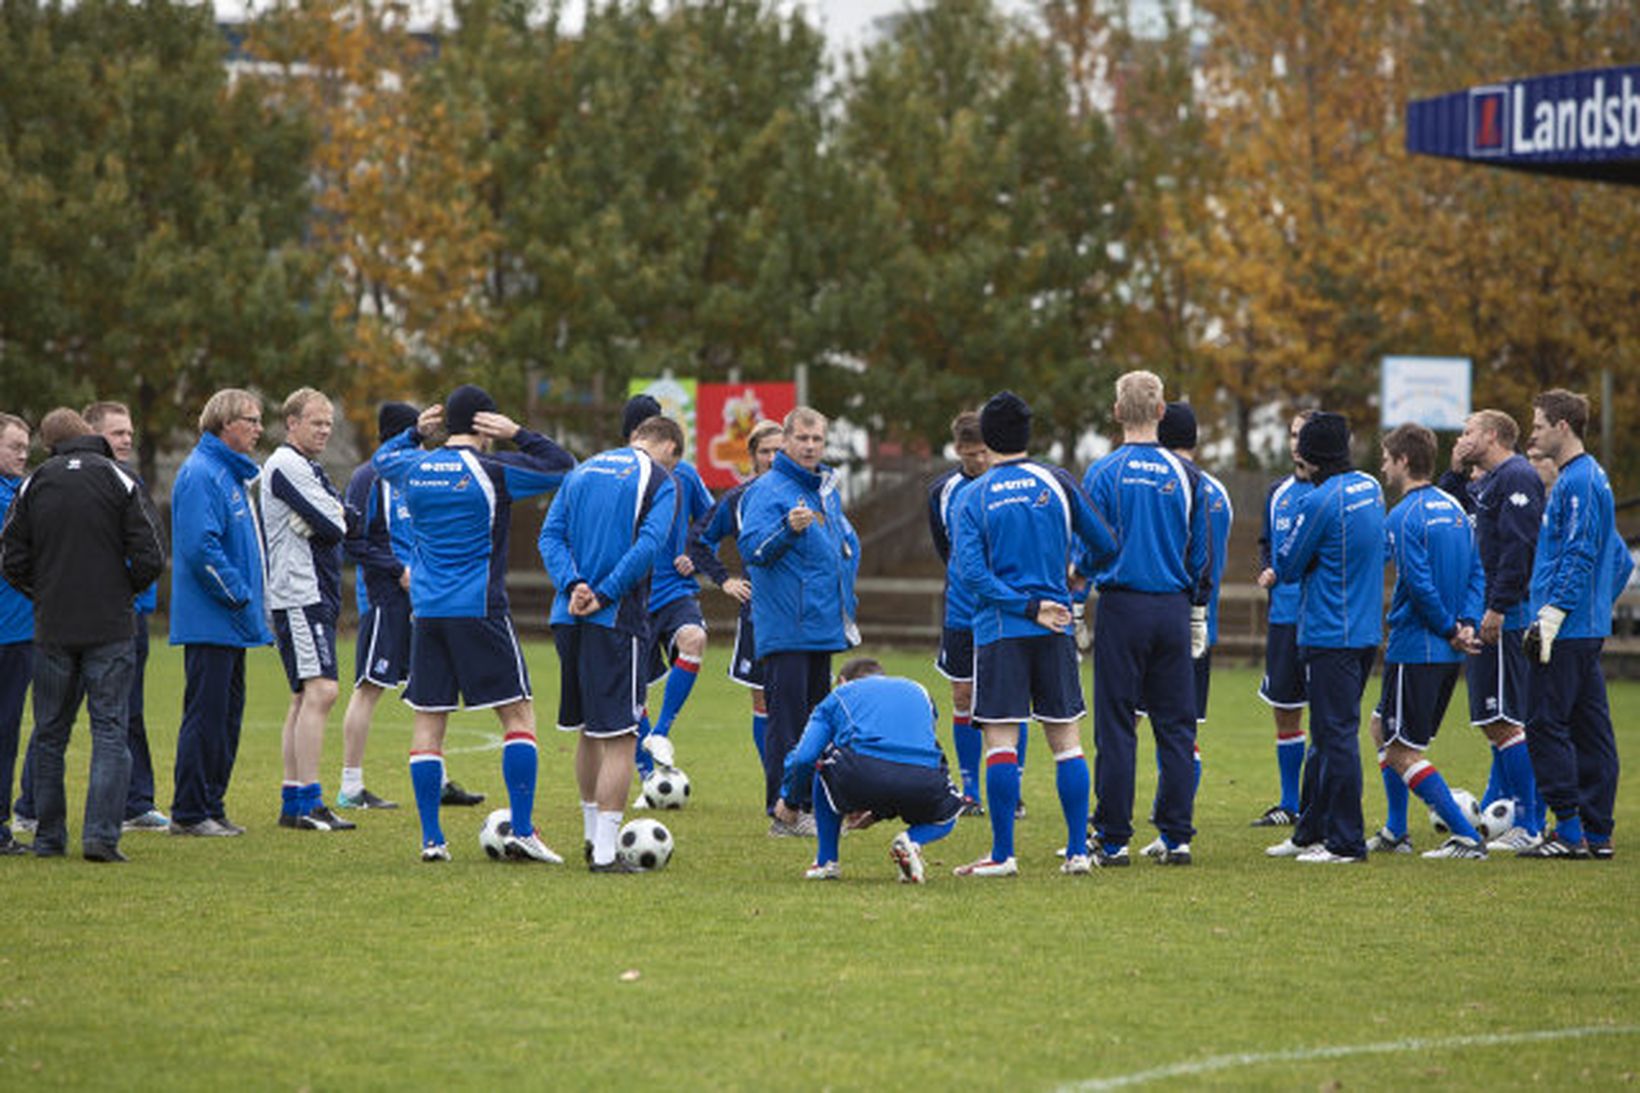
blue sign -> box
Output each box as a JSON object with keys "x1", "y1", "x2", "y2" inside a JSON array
[{"x1": 1406, "y1": 65, "x2": 1640, "y2": 184}]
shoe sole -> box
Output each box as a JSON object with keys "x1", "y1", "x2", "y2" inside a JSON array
[{"x1": 890, "y1": 843, "x2": 924, "y2": 884}]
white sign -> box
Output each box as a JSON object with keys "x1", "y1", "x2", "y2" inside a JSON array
[{"x1": 1381, "y1": 356, "x2": 1472, "y2": 431}]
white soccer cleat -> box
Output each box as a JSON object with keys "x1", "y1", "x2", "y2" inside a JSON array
[
  {"x1": 889, "y1": 831, "x2": 926, "y2": 884},
  {"x1": 1486, "y1": 826, "x2": 1542, "y2": 853},
  {"x1": 1139, "y1": 836, "x2": 1167, "y2": 859},
  {"x1": 953, "y1": 856, "x2": 1018, "y2": 878},
  {"x1": 420, "y1": 841, "x2": 450, "y2": 863},
  {"x1": 642, "y1": 734, "x2": 677, "y2": 770},
  {"x1": 1422, "y1": 836, "x2": 1488, "y2": 860},
  {"x1": 1265, "y1": 837, "x2": 1309, "y2": 858},
  {"x1": 1060, "y1": 853, "x2": 1092, "y2": 875},
  {"x1": 1295, "y1": 844, "x2": 1365, "y2": 864},
  {"x1": 804, "y1": 860, "x2": 841, "y2": 880},
  {"x1": 503, "y1": 831, "x2": 565, "y2": 864}
]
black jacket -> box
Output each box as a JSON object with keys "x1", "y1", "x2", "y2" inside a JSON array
[{"x1": 0, "y1": 435, "x2": 167, "y2": 645}]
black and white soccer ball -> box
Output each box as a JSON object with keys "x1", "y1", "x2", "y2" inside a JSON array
[
  {"x1": 1476, "y1": 798, "x2": 1517, "y2": 841},
  {"x1": 1430, "y1": 788, "x2": 1481, "y2": 836},
  {"x1": 479, "y1": 807, "x2": 513, "y2": 859},
  {"x1": 642, "y1": 767, "x2": 692, "y2": 810},
  {"x1": 617, "y1": 818, "x2": 674, "y2": 871}
]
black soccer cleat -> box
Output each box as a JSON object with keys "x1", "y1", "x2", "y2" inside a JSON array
[
  {"x1": 1091, "y1": 843, "x2": 1130, "y2": 868},
  {"x1": 1251, "y1": 805, "x2": 1300, "y2": 827},
  {"x1": 1590, "y1": 843, "x2": 1614, "y2": 861},
  {"x1": 296, "y1": 805, "x2": 358, "y2": 832},
  {"x1": 589, "y1": 857, "x2": 641, "y2": 874},
  {"x1": 1517, "y1": 832, "x2": 1590, "y2": 860},
  {"x1": 441, "y1": 780, "x2": 486, "y2": 807}
]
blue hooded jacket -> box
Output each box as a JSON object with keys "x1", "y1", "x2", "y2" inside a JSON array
[
  {"x1": 1530, "y1": 452, "x2": 1627, "y2": 640},
  {"x1": 1274, "y1": 469, "x2": 1384, "y2": 650},
  {"x1": 168, "y1": 432, "x2": 272, "y2": 648},
  {"x1": 1384, "y1": 484, "x2": 1482, "y2": 665}
]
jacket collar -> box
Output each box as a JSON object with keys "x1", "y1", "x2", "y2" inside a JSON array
[
  {"x1": 198, "y1": 431, "x2": 262, "y2": 481},
  {"x1": 772, "y1": 450, "x2": 827, "y2": 493},
  {"x1": 50, "y1": 434, "x2": 114, "y2": 460}
]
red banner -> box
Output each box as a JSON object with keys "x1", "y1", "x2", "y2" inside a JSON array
[{"x1": 695, "y1": 382, "x2": 796, "y2": 489}]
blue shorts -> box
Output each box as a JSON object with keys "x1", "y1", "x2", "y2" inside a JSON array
[
  {"x1": 273, "y1": 606, "x2": 338, "y2": 692},
  {"x1": 1378, "y1": 661, "x2": 1461, "y2": 750},
  {"x1": 1466, "y1": 629, "x2": 1528, "y2": 726},
  {"x1": 1259, "y1": 622, "x2": 1307, "y2": 708},
  {"x1": 555, "y1": 624, "x2": 644, "y2": 738},
  {"x1": 404, "y1": 615, "x2": 531, "y2": 712},
  {"x1": 728, "y1": 608, "x2": 763, "y2": 688},
  {"x1": 1137, "y1": 651, "x2": 1212, "y2": 725},
  {"x1": 644, "y1": 595, "x2": 707, "y2": 685},
  {"x1": 935, "y1": 626, "x2": 975, "y2": 682},
  {"x1": 816, "y1": 747, "x2": 966, "y2": 827},
  {"x1": 972, "y1": 633, "x2": 1085, "y2": 724},
  {"x1": 354, "y1": 603, "x2": 411, "y2": 688}
]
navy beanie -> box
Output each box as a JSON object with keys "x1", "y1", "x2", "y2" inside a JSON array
[
  {"x1": 445, "y1": 384, "x2": 496, "y2": 435},
  {"x1": 1158, "y1": 402, "x2": 1198, "y2": 451},
  {"x1": 980, "y1": 390, "x2": 1032, "y2": 453},
  {"x1": 378, "y1": 401, "x2": 419, "y2": 443},
  {"x1": 622, "y1": 394, "x2": 663, "y2": 440},
  {"x1": 1298, "y1": 411, "x2": 1351, "y2": 471}
]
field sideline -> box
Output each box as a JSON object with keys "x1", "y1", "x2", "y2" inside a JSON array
[{"x1": 4, "y1": 636, "x2": 1635, "y2": 1090}]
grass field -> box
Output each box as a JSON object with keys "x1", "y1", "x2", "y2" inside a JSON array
[{"x1": 4, "y1": 635, "x2": 1636, "y2": 1090}]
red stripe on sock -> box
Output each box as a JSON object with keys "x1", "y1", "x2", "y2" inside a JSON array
[
  {"x1": 986, "y1": 750, "x2": 1018, "y2": 768},
  {"x1": 673, "y1": 657, "x2": 701, "y2": 673},
  {"x1": 503, "y1": 732, "x2": 537, "y2": 745},
  {"x1": 1406, "y1": 764, "x2": 1437, "y2": 791},
  {"x1": 1277, "y1": 731, "x2": 1306, "y2": 743}
]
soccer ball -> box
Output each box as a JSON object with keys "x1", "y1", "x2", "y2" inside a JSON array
[
  {"x1": 1430, "y1": 788, "x2": 1481, "y2": 836},
  {"x1": 1477, "y1": 798, "x2": 1517, "y2": 841},
  {"x1": 617, "y1": 818, "x2": 674, "y2": 871},
  {"x1": 479, "y1": 808, "x2": 513, "y2": 859},
  {"x1": 642, "y1": 767, "x2": 692, "y2": 810}
]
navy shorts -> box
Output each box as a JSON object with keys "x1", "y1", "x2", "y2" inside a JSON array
[
  {"x1": 555, "y1": 623, "x2": 644, "y2": 737},
  {"x1": 935, "y1": 626, "x2": 975, "y2": 682},
  {"x1": 644, "y1": 595, "x2": 707, "y2": 685},
  {"x1": 404, "y1": 615, "x2": 531, "y2": 712},
  {"x1": 1466, "y1": 629, "x2": 1529, "y2": 726},
  {"x1": 273, "y1": 606, "x2": 338, "y2": 692},
  {"x1": 1378, "y1": 661, "x2": 1462, "y2": 750},
  {"x1": 728, "y1": 608, "x2": 764, "y2": 688},
  {"x1": 972, "y1": 632, "x2": 1085, "y2": 724},
  {"x1": 816, "y1": 747, "x2": 966, "y2": 827},
  {"x1": 354, "y1": 603, "x2": 411, "y2": 688},
  {"x1": 1259, "y1": 622, "x2": 1308, "y2": 708},
  {"x1": 1137, "y1": 651, "x2": 1212, "y2": 725}
]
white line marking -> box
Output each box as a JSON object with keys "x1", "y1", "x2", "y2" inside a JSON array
[
  {"x1": 444, "y1": 728, "x2": 506, "y2": 755},
  {"x1": 1059, "y1": 1025, "x2": 1639, "y2": 1091}
]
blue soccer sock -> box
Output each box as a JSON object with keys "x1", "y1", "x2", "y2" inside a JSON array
[
  {"x1": 300, "y1": 782, "x2": 321, "y2": 814},
  {"x1": 750, "y1": 712, "x2": 768, "y2": 764},
  {"x1": 635, "y1": 709, "x2": 654, "y2": 777},
  {"x1": 1380, "y1": 753, "x2": 1408, "y2": 837},
  {"x1": 502, "y1": 734, "x2": 538, "y2": 838},
  {"x1": 1496, "y1": 730, "x2": 1540, "y2": 835},
  {"x1": 1406, "y1": 761, "x2": 1480, "y2": 842},
  {"x1": 1193, "y1": 743, "x2": 1203, "y2": 798},
  {"x1": 654, "y1": 654, "x2": 700, "y2": 737},
  {"x1": 908, "y1": 817, "x2": 957, "y2": 846},
  {"x1": 984, "y1": 747, "x2": 1020, "y2": 862},
  {"x1": 1054, "y1": 747, "x2": 1090, "y2": 858},
  {"x1": 811, "y1": 771, "x2": 840, "y2": 866},
  {"x1": 952, "y1": 712, "x2": 981, "y2": 800},
  {"x1": 1277, "y1": 730, "x2": 1305, "y2": 811},
  {"x1": 409, "y1": 753, "x2": 445, "y2": 846},
  {"x1": 1555, "y1": 813, "x2": 1585, "y2": 845},
  {"x1": 281, "y1": 782, "x2": 301, "y2": 818},
  {"x1": 1480, "y1": 744, "x2": 1504, "y2": 808},
  {"x1": 1015, "y1": 723, "x2": 1029, "y2": 772}
]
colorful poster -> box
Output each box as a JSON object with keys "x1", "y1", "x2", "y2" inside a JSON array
[
  {"x1": 696, "y1": 382, "x2": 797, "y2": 489},
  {"x1": 628, "y1": 377, "x2": 698, "y2": 461}
]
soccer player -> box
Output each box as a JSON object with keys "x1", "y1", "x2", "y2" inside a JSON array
[
  {"x1": 774, "y1": 658, "x2": 966, "y2": 883},
  {"x1": 950, "y1": 390, "x2": 1117, "y2": 876},
  {"x1": 1365, "y1": 424, "x2": 1489, "y2": 859},
  {"x1": 1452, "y1": 409, "x2": 1546, "y2": 850},
  {"x1": 539, "y1": 415, "x2": 680, "y2": 872},
  {"x1": 1080, "y1": 374, "x2": 1211, "y2": 867},
  {"x1": 738, "y1": 407, "x2": 861, "y2": 837},
  {"x1": 1251, "y1": 410, "x2": 1316, "y2": 827},
  {"x1": 686, "y1": 418, "x2": 785, "y2": 764},
  {"x1": 1268, "y1": 411, "x2": 1383, "y2": 864},
  {"x1": 0, "y1": 413, "x2": 30, "y2": 854},
  {"x1": 373, "y1": 386, "x2": 575, "y2": 863},
  {"x1": 261, "y1": 388, "x2": 355, "y2": 833},
  {"x1": 1519, "y1": 388, "x2": 1631, "y2": 860}
]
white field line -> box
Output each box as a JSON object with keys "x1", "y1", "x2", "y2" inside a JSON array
[
  {"x1": 443, "y1": 728, "x2": 506, "y2": 755},
  {"x1": 1058, "y1": 1025, "x2": 1640, "y2": 1091}
]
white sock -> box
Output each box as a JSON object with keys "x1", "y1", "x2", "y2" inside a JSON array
[
  {"x1": 593, "y1": 810, "x2": 624, "y2": 866},
  {"x1": 582, "y1": 801, "x2": 598, "y2": 843},
  {"x1": 341, "y1": 767, "x2": 364, "y2": 797}
]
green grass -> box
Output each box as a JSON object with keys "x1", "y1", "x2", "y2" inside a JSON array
[{"x1": 4, "y1": 637, "x2": 1636, "y2": 1090}]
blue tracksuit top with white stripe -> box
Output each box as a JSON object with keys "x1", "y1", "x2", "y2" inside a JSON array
[
  {"x1": 648, "y1": 460, "x2": 714, "y2": 612},
  {"x1": 344, "y1": 460, "x2": 414, "y2": 616},
  {"x1": 1468, "y1": 454, "x2": 1543, "y2": 631},
  {"x1": 1384, "y1": 484, "x2": 1482, "y2": 665},
  {"x1": 1259, "y1": 474, "x2": 1315, "y2": 625},
  {"x1": 779, "y1": 674, "x2": 944, "y2": 800},
  {"x1": 374, "y1": 427, "x2": 573, "y2": 619},
  {"x1": 168, "y1": 432, "x2": 273, "y2": 648},
  {"x1": 954, "y1": 456, "x2": 1117, "y2": 646},
  {"x1": 928, "y1": 465, "x2": 982, "y2": 629},
  {"x1": 540, "y1": 446, "x2": 676, "y2": 636},
  {"x1": 1200, "y1": 467, "x2": 1234, "y2": 645},
  {"x1": 1080, "y1": 443, "x2": 1210, "y2": 604},
  {"x1": 1529, "y1": 452, "x2": 1627, "y2": 640},
  {"x1": 1274, "y1": 469, "x2": 1384, "y2": 650},
  {"x1": 686, "y1": 477, "x2": 754, "y2": 588},
  {"x1": 0, "y1": 476, "x2": 34, "y2": 642}
]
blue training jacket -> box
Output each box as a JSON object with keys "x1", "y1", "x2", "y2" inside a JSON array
[
  {"x1": 1080, "y1": 443, "x2": 1210, "y2": 604},
  {"x1": 779, "y1": 674, "x2": 945, "y2": 800},
  {"x1": 953, "y1": 456, "x2": 1117, "y2": 646},
  {"x1": 648, "y1": 460, "x2": 714, "y2": 612},
  {"x1": 1384, "y1": 484, "x2": 1482, "y2": 665},
  {"x1": 1274, "y1": 469, "x2": 1385, "y2": 650},
  {"x1": 374, "y1": 427, "x2": 574, "y2": 619},
  {"x1": 168, "y1": 432, "x2": 272, "y2": 648},
  {"x1": 1259, "y1": 474, "x2": 1315, "y2": 625},
  {"x1": 344, "y1": 459, "x2": 414, "y2": 616},
  {"x1": 1200, "y1": 467, "x2": 1234, "y2": 645},
  {"x1": 927, "y1": 465, "x2": 983, "y2": 629},
  {"x1": 738, "y1": 451, "x2": 860, "y2": 656},
  {"x1": 1467, "y1": 453, "x2": 1543, "y2": 631},
  {"x1": 1530, "y1": 452, "x2": 1628, "y2": 640},
  {"x1": 687, "y1": 477, "x2": 754, "y2": 588},
  {"x1": 539, "y1": 446, "x2": 676, "y2": 636},
  {"x1": 0, "y1": 476, "x2": 33, "y2": 642}
]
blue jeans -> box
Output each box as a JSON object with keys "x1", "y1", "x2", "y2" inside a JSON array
[{"x1": 31, "y1": 640, "x2": 135, "y2": 852}]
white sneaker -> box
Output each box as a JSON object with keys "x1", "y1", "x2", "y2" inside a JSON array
[
  {"x1": 804, "y1": 860, "x2": 841, "y2": 880},
  {"x1": 642, "y1": 734, "x2": 676, "y2": 770},
  {"x1": 420, "y1": 841, "x2": 450, "y2": 863},
  {"x1": 630, "y1": 794, "x2": 651, "y2": 811},
  {"x1": 1060, "y1": 853, "x2": 1092, "y2": 875},
  {"x1": 1265, "y1": 837, "x2": 1310, "y2": 858},
  {"x1": 1422, "y1": 836, "x2": 1488, "y2": 860},
  {"x1": 791, "y1": 812, "x2": 817, "y2": 837},
  {"x1": 12, "y1": 816, "x2": 36, "y2": 835},
  {"x1": 953, "y1": 856, "x2": 1018, "y2": 877},
  {"x1": 1139, "y1": 836, "x2": 1167, "y2": 859},
  {"x1": 889, "y1": 832, "x2": 925, "y2": 884},
  {"x1": 1486, "y1": 826, "x2": 1542, "y2": 853},
  {"x1": 1295, "y1": 844, "x2": 1365, "y2": 864},
  {"x1": 503, "y1": 831, "x2": 565, "y2": 864}
]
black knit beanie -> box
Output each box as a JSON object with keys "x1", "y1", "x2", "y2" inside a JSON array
[
  {"x1": 445, "y1": 384, "x2": 497, "y2": 435},
  {"x1": 378, "y1": 401, "x2": 419, "y2": 443},
  {"x1": 622, "y1": 395, "x2": 663, "y2": 440},
  {"x1": 1297, "y1": 412, "x2": 1352, "y2": 477},
  {"x1": 1158, "y1": 402, "x2": 1198, "y2": 451},
  {"x1": 980, "y1": 390, "x2": 1032, "y2": 453}
]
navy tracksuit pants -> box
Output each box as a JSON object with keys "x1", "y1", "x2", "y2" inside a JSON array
[
  {"x1": 762, "y1": 650, "x2": 832, "y2": 813},
  {"x1": 170, "y1": 644, "x2": 247, "y2": 827},
  {"x1": 1292, "y1": 646, "x2": 1373, "y2": 858},
  {"x1": 1528, "y1": 637, "x2": 1619, "y2": 839}
]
